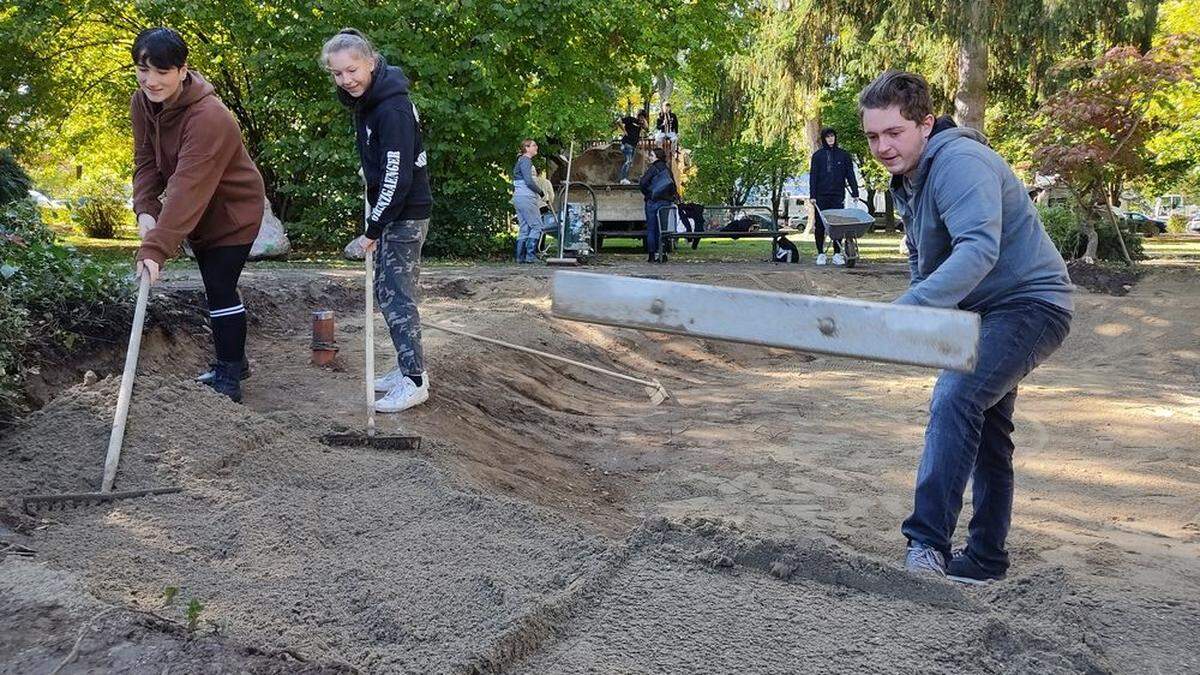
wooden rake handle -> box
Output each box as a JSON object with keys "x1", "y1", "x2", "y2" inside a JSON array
[{"x1": 101, "y1": 272, "x2": 150, "y2": 493}]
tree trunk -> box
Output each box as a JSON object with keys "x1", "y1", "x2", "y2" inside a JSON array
[
  {"x1": 655, "y1": 74, "x2": 674, "y2": 105},
  {"x1": 1130, "y1": 0, "x2": 1160, "y2": 54},
  {"x1": 954, "y1": 0, "x2": 989, "y2": 131},
  {"x1": 805, "y1": 118, "x2": 822, "y2": 152},
  {"x1": 770, "y1": 165, "x2": 789, "y2": 227},
  {"x1": 1080, "y1": 215, "x2": 1100, "y2": 262},
  {"x1": 1104, "y1": 193, "x2": 1134, "y2": 264}
]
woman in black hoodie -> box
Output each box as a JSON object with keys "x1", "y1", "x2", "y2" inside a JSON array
[{"x1": 323, "y1": 29, "x2": 434, "y2": 413}]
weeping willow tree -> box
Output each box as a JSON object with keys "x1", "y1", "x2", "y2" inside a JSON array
[{"x1": 734, "y1": 0, "x2": 1165, "y2": 149}]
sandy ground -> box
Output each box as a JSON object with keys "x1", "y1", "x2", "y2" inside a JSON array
[{"x1": 2, "y1": 259, "x2": 1198, "y2": 673}]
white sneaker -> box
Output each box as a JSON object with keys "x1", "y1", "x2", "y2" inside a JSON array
[
  {"x1": 620, "y1": 178, "x2": 632, "y2": 185},
  {"x1": 374, "y1": 366, "x2": 406, "y2": 393},
  {"x1": 832, "y1": 253, "x2": 846, "y2": 266},
  {"x1": 815, "y1": 253, "x2": 828, "y2": 266},
  {"x1": 375, "y1": 374, "x2": 429, "y2": 413}
]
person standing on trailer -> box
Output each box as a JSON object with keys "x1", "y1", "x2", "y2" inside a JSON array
[
  {"x1": 323, "y1": 29, "x2": 434, "y2": 413},
  {"x1": 654, "y1": 102, "x2": 679, "y2": 149},
  {"x1": 808, "y1": 126, "x2": 859, "y2": 267},
  {"x1": 130, "y1": 27, "x2": 264, "y2": 403},
  {"x1": 618, "y1": 111, "x2": 647, "y2": 185},
  {"x1": 511, "y1": 139, "x2": 545, "y2": 264}
]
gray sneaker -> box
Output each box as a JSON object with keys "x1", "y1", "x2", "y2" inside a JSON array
[{"x1": 904, "y1": 543, "x2": 947, "y2": 577}]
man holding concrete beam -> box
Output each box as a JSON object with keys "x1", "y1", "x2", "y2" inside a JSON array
[{"x1": 858, "y1": 71, "x2": 1074, "y2": 583}]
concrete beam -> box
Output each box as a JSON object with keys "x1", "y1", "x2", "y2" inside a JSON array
[{"x1": 551, "y1": 271, "x2": 979, "y2": 372}]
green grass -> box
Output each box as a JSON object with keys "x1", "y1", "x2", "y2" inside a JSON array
[
  {"x1": 57, "y1": 225, "x2": 508, "y2": 271},
  {"x1": 596, "y1": 231, "x2": 909, "y2": 264},
  {"x1": 1142, "y1": 234, "x2": 1200, "y2": 263},
  {"x1": 58, "y1": 228, "x2": 1200, "y2": 270}
]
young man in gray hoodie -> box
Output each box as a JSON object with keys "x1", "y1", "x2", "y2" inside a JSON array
[{"x1": 858, "y1": 71, "x2": 1074, "y2": 583}]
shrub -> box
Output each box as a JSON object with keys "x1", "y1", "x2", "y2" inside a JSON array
[
  {"x1": 1167, "y1": 213, "x2": 1189, "y2": 234},
  {"x1": 1038, "y1": 204, "x2": 1144, "y2": 262},
  {"x1": 1, "y1": 197, "x2": 129, "y2": 424},
  {"x1": 0, "y1": 149, "x2": 33, "y2": 206},
  {"x1": 282, "y1": 164, "x2": 515, "y2": 260},
  {"x1": 71, "y1": 177, "x2": 128, "y2": 239}
]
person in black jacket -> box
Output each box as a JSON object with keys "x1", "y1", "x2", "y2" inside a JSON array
[
  {"x1": 324, "y1": 29, "x2": 433, "y2": 413},
  {"x1": 617, "y1": 111, "x2": 647, "y2": 184},
  {"x1": 654, "y1": 103, "x2": 679, "y2": 148},
  {"x1": 639, "y1": 147, "x2": 677, "y2": 263},
  {"x1": 808, "y1": 127, "x2": 859, "y2": 266}
]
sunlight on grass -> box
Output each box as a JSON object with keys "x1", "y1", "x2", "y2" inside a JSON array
[
  {"x1": 57, "y1": 228, "x2": 1200, "y2": 270},
  {"x1": 596, "y1": 231, "x2": 909, "y2": 264}
]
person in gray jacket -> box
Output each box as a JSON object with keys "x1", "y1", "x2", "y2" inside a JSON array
[
  {"x1": 512, "y1": 139, "x2": 545, "y2": 263},
  {"x1": 859, "y1": 71, "x2": 1074, "y2": 583}
]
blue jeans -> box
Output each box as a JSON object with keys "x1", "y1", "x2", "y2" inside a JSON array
[
  {"x1": 645, "y1": 200, "x2": 671, "y2": 256},
  {"x1": 620, "y1": 142, "x2": 635, "y2": 181},
  {"x1": 512, "y1": 191, "x2": 542, "y2": 263},
  {"x1": 901, "y1": 299, "x2": 1071, "y2": 576}
]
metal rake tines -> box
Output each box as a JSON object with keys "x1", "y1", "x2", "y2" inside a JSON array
[
  {"x1": 319, "y1": 432, "x2": 423, "y2": 451},
  {"x1": 22, "y1": 487, "x2": 183, "y2": 515}
]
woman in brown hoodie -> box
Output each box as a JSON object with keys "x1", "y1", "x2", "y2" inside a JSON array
[{"x1": 130, "y1": 27, "x2": 265, "y2": 402}]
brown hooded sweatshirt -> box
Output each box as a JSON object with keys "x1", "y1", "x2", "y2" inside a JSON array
[{"x1": 132, "y1": 70, "x2": 265, "y2": 266}]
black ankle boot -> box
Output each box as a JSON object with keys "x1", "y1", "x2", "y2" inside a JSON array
[
  {"x1": 196, "y1": 357, "x2": 250, "y2": 386},
  {"x1": 211, "y1": 359, "x2": 244, "y2": 403}
]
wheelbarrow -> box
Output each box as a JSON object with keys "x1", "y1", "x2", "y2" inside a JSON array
[{"x1": 812, "y1": 202, "x2": 876, "y2": 268}]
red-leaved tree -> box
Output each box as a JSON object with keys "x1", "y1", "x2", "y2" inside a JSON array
[{"x1": 1032, "y1": 39, "x2": 1194, "y2": 263}]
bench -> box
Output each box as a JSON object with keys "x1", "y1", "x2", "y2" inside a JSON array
[{"x1": 654, "y1": 205, "x2": 792, "y2": 257}]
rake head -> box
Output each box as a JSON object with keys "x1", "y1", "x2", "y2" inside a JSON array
[
  {"x1": 22, "y1": 487, "x2": 183, "y2": 516},
  {"x1": 320, "y1": 432, "x2": 423, "y2": 451},
  {"x1": 645, "y1": 379, "x2": 670, "y2": 406}
]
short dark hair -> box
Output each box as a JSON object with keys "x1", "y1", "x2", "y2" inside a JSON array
[
  {"x1": 650, "y1": 147, "x2": 667, "y2": 162},
  {"x1": 858, "y1": 70, "x2": 933, "y2": 123},
  {"x1": 821, "y1": 127, "x2": 836, "y2": 138},
  {"x1": 132, "y1": 27, "x2": 188, "y2": 69}
]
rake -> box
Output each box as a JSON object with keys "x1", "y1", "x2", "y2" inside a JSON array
[{"x1": 22, "y1": 272, "x2": 182, "y2": 515}]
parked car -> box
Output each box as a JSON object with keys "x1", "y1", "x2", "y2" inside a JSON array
[
  {"x1": 1113, "y1": 210, "x2": 1171, "y2": 236},
  {"x1": 1123, "y1": 211, "x2": 1167, "y2": 236},
  {"x1": 1188, "y1": 214, "x2": 1200, "y2": 233}
]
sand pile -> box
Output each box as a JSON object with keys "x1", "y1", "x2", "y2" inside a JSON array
[
  {"x1": 5, "y1": 266, "x2": 1199, "y2": 673},
  {"x1": 2, "y1": 377, "x2": 611, "y2": 671},
  {"x1": 2, "y1": 377, "x2": 1120, "y2": 674}
]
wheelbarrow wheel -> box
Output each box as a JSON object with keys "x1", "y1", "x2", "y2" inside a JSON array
[{"x1": 843, "y1": 237, "x2": 859, "y2": 268}]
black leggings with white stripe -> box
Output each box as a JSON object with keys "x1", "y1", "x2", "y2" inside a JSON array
[{"x1": 195, "y1": 243, "x2": 252, "y2": 362}]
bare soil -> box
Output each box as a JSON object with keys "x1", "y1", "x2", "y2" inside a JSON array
[{"x1": 2, "y1": 260, "x2": 1198, "y2": 673}]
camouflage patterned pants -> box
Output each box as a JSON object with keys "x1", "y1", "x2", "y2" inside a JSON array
[{"x1": 374, "y1": 218, "x2": 429, "y2": 376}]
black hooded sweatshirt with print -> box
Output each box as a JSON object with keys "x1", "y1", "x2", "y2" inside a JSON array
[
  {"x1": 339, "y1": 56, "x2": 432, "y2": 240},
  {"x1": 808, "y1": 128, "x2": 859, "y2": 204}
]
